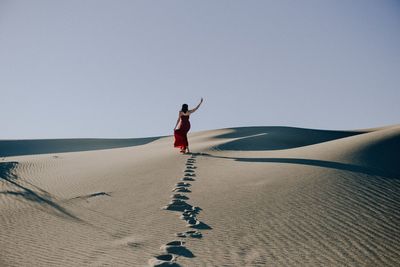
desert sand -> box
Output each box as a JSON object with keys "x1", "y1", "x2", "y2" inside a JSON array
[{"x1": 0, "y1": 125, "x2": 399, "y2": 266}]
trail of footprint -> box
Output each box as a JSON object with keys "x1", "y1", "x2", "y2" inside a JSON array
[{"x1": 151, "y1": 154, "x2": 209, "y2": 265}]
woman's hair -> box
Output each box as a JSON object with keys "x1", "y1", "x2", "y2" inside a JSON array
[{"x1": 181, "y1": 104, "x2": 188, "y2": 113}]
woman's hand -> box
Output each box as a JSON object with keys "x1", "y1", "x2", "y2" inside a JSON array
[{"x1": 189, "y1": 98, "x2": 204, "y2": 114}]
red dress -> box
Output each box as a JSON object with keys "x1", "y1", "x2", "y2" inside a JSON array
[{"x1": 174, "y1": 115, "x2": 191, "y2": 150}]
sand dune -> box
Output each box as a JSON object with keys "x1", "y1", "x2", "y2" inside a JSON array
[
  {"x1": 0, "y1": 137, "x2": 160, "y2": 157},
  {"x1": 0, "y1": 125, "x2": 399, "y2": 266}
]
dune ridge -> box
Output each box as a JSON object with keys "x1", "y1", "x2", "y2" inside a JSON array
[
  {"x1": 0, "y1": 125, "x2": 399, "y2": 266},
  {"x1": 0, "y1": 137, "x2": 160, "y2": 157}
]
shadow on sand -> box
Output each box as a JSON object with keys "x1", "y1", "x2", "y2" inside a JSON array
[
  {"x1": 201, "y1": 153, "x2": 399, "y2": 180},
  {"x1": 204, "y1": 126, "x2": 400, "y2": 179},
  {"x1": 212, "y1": 126, "x2": 364, "y2": 151},
  {"x1": 0, "y1": 161, "x2": 82, "y2": 220}
]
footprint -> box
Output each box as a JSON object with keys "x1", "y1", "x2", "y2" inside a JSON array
[
  {"x1": 175, "y1": 230, "x2": 202, "y2": 239},
  {"x1": 163, "y1": 199, "x2": 193, "y2": 211},
  {"x1": 148, "y1": 254, "x2": 180, "y2": 267},
  {"x1": 180, "y1": 212, "x2": 196, "y2": 221},
  {"x1": 181, "y1": 177, "x2": 195, "y2": 181},
  {"x1": 181, "y1": 209, "x2": 197, "y2": 216},
  {"x1": 186, "y1": 166, "x2": 197, "y2": 169},
  {"x1": 172, "y1": 187, "x2": 191, "y2": 193},
  {"x1": 175, "y1": 182, "x2": 191, "y2": 187},
  {"x1": 189, "y1": 221, "x2": 212, "y2": 230},
  {"x1": 184, "y1": 206, "x2": 201, "y2": 214},
  {"x1": 185, "y1": 218, "x2": 201, "y2": 227},
  {"x1": 166, "y1": 241, "x2": 185, "y2": 246},
  {"x1": 171, "y1": 194, "x2": 189, "y2": 200},
  {"x1": 161, "y1": 241, "x2": 194, "y2": 258},
  {"x1": 185, "y1": 230, "x2": 202, "y2": 238}
]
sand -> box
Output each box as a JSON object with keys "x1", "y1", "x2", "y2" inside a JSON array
[{"x1": 0, "y1": 125, "x2": 399, "y2": 266}]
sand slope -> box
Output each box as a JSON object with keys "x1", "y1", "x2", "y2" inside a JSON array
[
  {"x1": 0, "y1": 125, "x2": 399, "y2": 266},
  {"x1": 0, "y1": 137, "x2": 160, "y2": 157}
]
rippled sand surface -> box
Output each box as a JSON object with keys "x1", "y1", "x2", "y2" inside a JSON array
[{"x1": 1, "y1": 126, "x2": 399, "y2": 266}]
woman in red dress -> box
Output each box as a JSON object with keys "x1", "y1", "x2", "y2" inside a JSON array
[{"x1": 174, "y1": 98, "x2": 203, "y2": 154}]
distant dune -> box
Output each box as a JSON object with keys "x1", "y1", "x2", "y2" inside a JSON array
[
  {"x1": 0, "y1": 137, "x2": 160, "y2": 157},
  {"x1": 0, "y1": 125, "x2": 399, "y2": 266}
]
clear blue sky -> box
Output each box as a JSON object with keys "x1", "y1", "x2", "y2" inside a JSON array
[{"x1": 1, "y1": 0, "x2": 399, "y2": 139}]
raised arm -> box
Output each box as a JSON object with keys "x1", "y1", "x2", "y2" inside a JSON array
[{"x1": 189, "y1": 98, "x2": 203, "y2": 114}]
